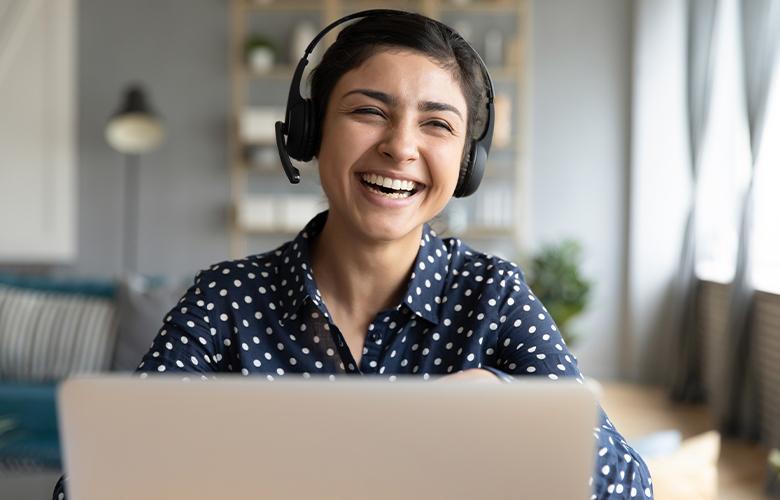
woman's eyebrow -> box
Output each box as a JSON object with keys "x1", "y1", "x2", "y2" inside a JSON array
[
  {"x1": 342, "y1": 88, "x2": 395, "y2": 105},
  {"x1": 419, "y1": 100, "x2": 462, "y2": 121},
  {"x1": 341, "y1": 88, "x2": 463, "y2": 121}
]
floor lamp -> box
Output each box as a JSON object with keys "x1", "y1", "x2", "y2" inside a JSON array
[{"x1": 104, "y1": 85, "x2": 165, "y2": 274}]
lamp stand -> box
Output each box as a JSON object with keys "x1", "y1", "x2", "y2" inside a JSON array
[{"x1": 123, "y1": 154, "x2": 140, "y2": 274}]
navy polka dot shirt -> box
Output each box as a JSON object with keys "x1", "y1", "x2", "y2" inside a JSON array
[{"x1": 53, "y1": 210, "x2": 652, "y2": 499}]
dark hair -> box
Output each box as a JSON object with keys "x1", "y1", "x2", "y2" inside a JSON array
[{"x1": 309, "y1": 12, "x2": 488, "y2": 162}]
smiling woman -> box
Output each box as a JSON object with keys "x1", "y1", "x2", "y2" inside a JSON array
[
  {"x1": 53, "y1": 9, "x2": 652, "y2": 500},
  {"x1": 317, "y1": 50, "x2": 468, "y2": 246}
]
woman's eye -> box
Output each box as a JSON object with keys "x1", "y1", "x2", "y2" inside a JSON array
[
  {"x1": 428, "y1": 121, "x2": 453, "y2": 132},
  {"x1": 352, "y1": 108, "x2": 384, "y2": 117}
]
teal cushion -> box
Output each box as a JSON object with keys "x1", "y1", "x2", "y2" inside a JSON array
[
  {"x1": 0, "y1": 382, "x2": 60, "y2": 469},
  {"x1": 0, "y1": 274, "x2": 115, "y2": 299}
]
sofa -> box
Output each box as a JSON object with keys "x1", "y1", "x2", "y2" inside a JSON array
[{"x1": 0, "y1": 273, "x2": 186, "y2": 497}]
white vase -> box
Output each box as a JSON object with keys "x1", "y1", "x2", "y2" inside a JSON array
[{"x1": 249, "y1": 46, "x2": 275, "y2": 74}]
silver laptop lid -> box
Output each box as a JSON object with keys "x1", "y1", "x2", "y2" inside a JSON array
[{"x1": 58, "y1": 375, "x2": 598, "y2": 500}]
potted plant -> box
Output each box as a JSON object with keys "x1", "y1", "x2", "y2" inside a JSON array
[
  {"x1": 768, "y1": 448, "x2": 780, "y2": 497},
  {"x1": 527, "y1": 239, "x2": 592, "y2": 346},
  {"x1": 245, "y1": 34, "x2": 276, "y2": 74}
]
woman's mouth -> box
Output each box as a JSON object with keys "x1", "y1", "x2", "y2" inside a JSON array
[{"x1": 358, "y1": 173, "x2": 422, "y2": 200}]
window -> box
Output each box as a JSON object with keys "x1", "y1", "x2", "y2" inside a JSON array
[
  {"x1": 695, "y1": 0, "x2": 752, "y2": 283},
  {"x1": 751, "y1": 60, "x2": 780, "y2": 293}
]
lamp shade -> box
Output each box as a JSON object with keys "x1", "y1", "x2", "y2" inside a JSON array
[{"x1": 105, "y1": 86, "x2": 165, "y2": 154}]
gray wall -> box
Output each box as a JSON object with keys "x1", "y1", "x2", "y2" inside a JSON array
[
  {"x1": 529, "y1": 0, "x2": 633, "y2": 380},
  {"x1": 71, "y1": 0, "x2": 230, "y2": 279}
]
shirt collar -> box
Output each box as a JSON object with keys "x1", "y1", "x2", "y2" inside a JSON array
[
  {"x1": 399, "y1": 224, "x2": 448, "y2": 325},
  {"x1": 274, "y1": 210, "x2": 448, "y2": 325},
  {"x1": 274, "y1": 211, "x2": 327, "y2": 320}
]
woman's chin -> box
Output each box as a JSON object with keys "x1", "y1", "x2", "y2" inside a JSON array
[{"x1": 352, "y1": 213, "x2": 422, "y2": 244}]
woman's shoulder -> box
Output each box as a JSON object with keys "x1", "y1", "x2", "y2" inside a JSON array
[
  {"x1": 436, "y1": 234, "x2": 528, "y2": 285},
  {"x1": 187, "y1": 240, "x2": 295, "y2": 289}
]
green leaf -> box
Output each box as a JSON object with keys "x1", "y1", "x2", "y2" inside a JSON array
[{"x1": 526, "y1": 239, "x2": 593, "y2": 346}]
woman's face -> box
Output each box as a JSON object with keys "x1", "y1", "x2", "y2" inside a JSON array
[{"x1": 316, "y1": 49, "x2": 469, "y2": 245}]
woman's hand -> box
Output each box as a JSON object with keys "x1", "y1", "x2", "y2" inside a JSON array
[{"x1": 434, "y1": 368, "x2": 503, "y2": 384}]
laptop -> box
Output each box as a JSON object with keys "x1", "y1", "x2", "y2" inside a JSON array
[{"x1": 58, "y1": 375, "x2": 600, "y2": 500}]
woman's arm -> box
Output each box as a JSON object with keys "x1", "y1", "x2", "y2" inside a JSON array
[{"x1": 489, "y1": 280, "x2": 654, "y2": 500}]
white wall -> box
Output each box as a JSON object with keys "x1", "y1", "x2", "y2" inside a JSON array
[{"x1": 529, "y1": 0, "x2": 633, "y2": 379}]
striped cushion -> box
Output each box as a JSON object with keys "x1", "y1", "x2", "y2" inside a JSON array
[{"x1": 0, "y1": 285, "x2": 118, "y2": 381}]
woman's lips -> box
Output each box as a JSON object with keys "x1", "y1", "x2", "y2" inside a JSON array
[{"x1": 356, "y1": 174, "x2": 423, "y2": 207}]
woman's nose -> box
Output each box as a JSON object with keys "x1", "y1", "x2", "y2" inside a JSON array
[{"x1": 376, "y1": 120, "x2": 420, "y2": 164}]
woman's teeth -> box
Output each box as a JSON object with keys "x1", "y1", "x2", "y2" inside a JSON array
[{"x1": 360, "y1": 173, "x2": 418, "y2": 199}]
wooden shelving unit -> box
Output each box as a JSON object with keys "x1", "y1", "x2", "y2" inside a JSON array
[{"x1": 228, "y1": 0, "x2": 529, "y2": 259}]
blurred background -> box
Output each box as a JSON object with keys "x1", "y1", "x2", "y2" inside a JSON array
[{"x1": 1, "y1": 0, "x2": 779, "y2": 498}]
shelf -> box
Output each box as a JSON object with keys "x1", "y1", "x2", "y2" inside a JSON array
[
  {"x1": 240, "y1": 227, "x2": 300, "y2": 237},
  {"x1": 247, "y1": 65, "x2": 295, "y2": 79},
  {"x1": 458, "y1": 226, "x2": 515, "y2": 239},
  {"x1": 339, "y1": 0, "x2": 426, "y2": 13},
  {"x1": 238, "y1": 160, "x2": 281, "y2": 173},
  {"x1": 438, "y1": 0, "x2": 520, "y2": 14},
  {"x1": 230, "y1": 0, "x2": 529, "y2": 259},
  {"x1": 488, "y1": 65, "x2": 521, "y2": 80},
  {"x1": 244, "y1": 0, "x2": 323, "y2": 12}
]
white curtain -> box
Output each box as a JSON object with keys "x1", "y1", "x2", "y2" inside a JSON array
[
  {"x1": 723, "y1": 0, "x2": 780, "y2": 438},
  {"x1": 626, "y1": 0, "x2": 708, "y2": 385},
  {"x1": 668, "y1": 0, "x2": 720, "y2": 402}
]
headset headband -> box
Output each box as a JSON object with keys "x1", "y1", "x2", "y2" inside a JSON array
[{"x1": 275, "y1": 9, "x2": 494, "y2": 198}]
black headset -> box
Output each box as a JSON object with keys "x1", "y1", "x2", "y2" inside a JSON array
[{"x1": 274, "y1": 9, "x2": 494, "y2": 198}]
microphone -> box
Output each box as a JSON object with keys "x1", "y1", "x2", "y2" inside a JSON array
[{"x1": 275, "y1": 121, "x2": 301, "y2": 184}]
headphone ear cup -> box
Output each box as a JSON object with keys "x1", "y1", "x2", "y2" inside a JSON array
[
  {"x1": 299, "y1": 98, "x2": 318, "y2": 162},
  {"x1": 285, "y1": 98, "x2": 316, "y2": 161},
  {"x1": 454, "y1": 140, "x2": 486, "y2": 198}
]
